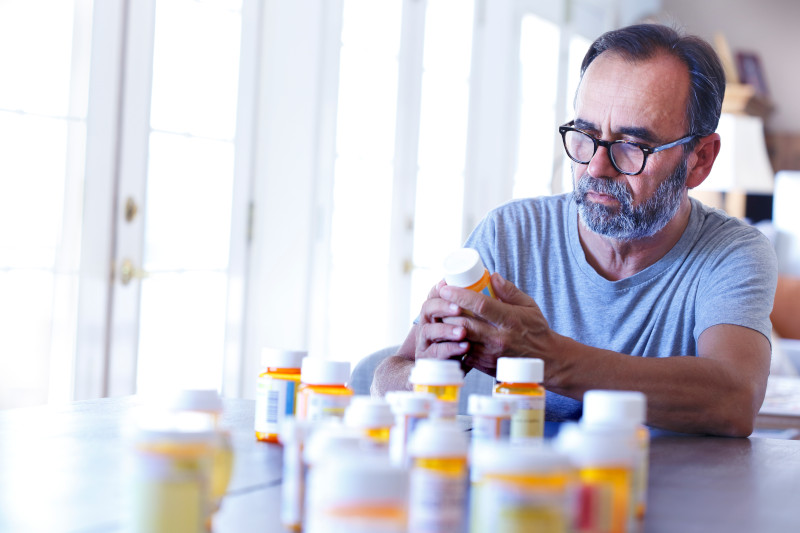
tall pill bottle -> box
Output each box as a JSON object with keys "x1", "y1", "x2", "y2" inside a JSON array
[
  {"x1": 470, "y1": 441, "x2": 575, "y2": 533},
  {"x1": 443, "y1": 247, "x2": 496, "y2": 298},
  {"x1": 563, "y1": 422, "x2": 636, "y2": 533},
  {"x1": 467, "y1": 394, "x2": 516, "y2": 442},
  {"x1": 129, "y1": 412, "x2": 215, "y2": 533},
  {"x1": 409, "y1": 359, "x2": 464, "y2": 419},
  {"x1": 407, "y1": 419, "x2": 470, "y2": 533},
  {"x1": 385, "y1": 391, "x2": 435, "y2": 467},
  {"x1": 167, "y1": 389, "x2": 234, "y2": 520},
  {"x1": 295, "y1": 358, "x2": 353, "y2": 422},
  {"x1": 344, "y1": 396, "x2": 396, "y2": 446},
  {"x1": 493, "y1": 357, "x2": 546, "y2": 440},
  {"x1": 305, "y1": 452, "x2": 408, "y2": 533},
  {"x1": 255, "y1": 348, "x2": 305, "y2": 443},
  {"x1": 582, "y1": 390, "x2": 649, "y2": 522},
  {"x1": 279, "y1": 417, "x2": 313, "y2": 532}
]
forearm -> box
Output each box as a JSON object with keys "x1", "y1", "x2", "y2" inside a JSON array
[
  {"x1": 547, "y1": 327, "x2": 769, "y2": 437},
  {"x1": 370, "y1": 331, "x2": 417, "y2": 397}
]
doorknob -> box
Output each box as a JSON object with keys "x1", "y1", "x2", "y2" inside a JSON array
[{"x1": 119, "y1": 258, "x2": 148, "y2": 285}]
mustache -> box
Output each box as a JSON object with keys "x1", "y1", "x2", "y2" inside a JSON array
[{"x1": 575, "y1": 174, "x2": 633, "y2": 206}]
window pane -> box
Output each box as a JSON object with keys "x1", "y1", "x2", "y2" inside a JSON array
[
  {"x1": 144, "y1": 133, "x2": 234, "y2": 271},
  {"x1": 513, "y1": 15, "x2": 560, "y2": 199},
  {"x1": 561, "y1": 34, "x2": 592, "y2": 193},
  {"x1": 150, "y1": 0, "x2": 242, "y2": 139}
]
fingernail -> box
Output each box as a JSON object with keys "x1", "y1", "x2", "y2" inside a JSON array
[
  {"x1": 459, "y1": 342, "x2": 469, "y2": 349},
  {"x1": 450, "y1": 303, "x2": 459, "y2": 312},
  {"x1": 453, "y1": 326, "x2": 464, "y2": 336}
]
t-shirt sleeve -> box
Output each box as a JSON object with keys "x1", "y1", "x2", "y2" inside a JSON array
[{"x1": 694, "y1": 226, "x2": 778, "y2": 343}]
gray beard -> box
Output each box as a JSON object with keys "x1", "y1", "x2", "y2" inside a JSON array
[{"x1": 572, "y1": 157, "x2": 688, "y2": 242}]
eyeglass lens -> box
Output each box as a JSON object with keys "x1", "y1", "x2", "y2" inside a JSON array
[{"x1": 563, "y1": 130, "x2": 644, "y2": 174}]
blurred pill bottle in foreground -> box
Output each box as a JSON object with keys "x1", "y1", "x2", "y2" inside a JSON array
[
  {"x1": 279, "y1": 416, "x2": 313, "y2": 532},
  {"x1": 409, "y1": 359, "x2": 464, "y2": 419},
  {"x1": 305, "y1": 452, "x2": 408, "y2": 533},
  {"x1": 255, "y1": 348, "x2": 305, "y2": 443},
  {"x1": 407, "y1": 419, "x2": 470, "y2": 533},
  {"x1": 443, "y1": 247, "x2": 496, "y2": 298},
  {"x1": 556, "y1": 419, "x2": 636, "y2": 533},
  {"x1": 385, "y1": 391, "x2": 435, "y2": 467},
  {"x1": 470, "y1": 441, "x2": 575, "y2": 533},
  {"x1": 493, "y1": 357, "x2": 546, "y2": 441},
  {"x1": 582, "y1": 389, "x2": 649, "y2": 522},
  {"x1": 295, "y1": 358, "x2": 353, "y2": 422},
  {"x1": 344, "y1": 395, "x2": 395, "y2": 446},
  {"x1": 129, "y1": 411, "x2": 215, "y2": 533},
  {"x1": 467, "y1": 393, "x2": 516, "y2": 441},
  {"x1": 167, "y1": 389, "x2": 234, "y2": 521}
]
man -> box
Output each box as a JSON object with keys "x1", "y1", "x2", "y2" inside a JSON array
[{"x1": 372, "y1": 24, "x2": 777, "y2": 437}]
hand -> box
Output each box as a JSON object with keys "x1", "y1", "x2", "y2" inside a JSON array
[
  {"x1": 414, "y1": 279, "x2": 471, "y2": 362},
  {"x1": 438, "y1": 273, "x2": 554, "y2": 376}
]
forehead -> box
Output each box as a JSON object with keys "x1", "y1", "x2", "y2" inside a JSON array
[{"x1": 575, "y1": 51, "x2": 690, "y2": 139}]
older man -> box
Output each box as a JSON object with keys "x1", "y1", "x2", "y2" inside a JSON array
[{"x1": 372, "y1": 24, "x2": 777, "y2": 437}]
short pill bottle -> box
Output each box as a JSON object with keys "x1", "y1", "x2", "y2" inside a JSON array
[
  {"x1": 493, "y1": 357, "x2": 546, "y2": 440},
  {"x1": 167, "y1": 389, "x2": 234, "y2": 519},
  {"x1": 344, "y1": 395, "x2": 396, "y2": 446},
  {"x1": 255, "y1": 348, "x2": 305, "y2": 443},
  {"x1": 129, "y1": 411, "x2": 215, "y2": 533},
  {"x1": 470, "y1": 441, "x2": 576, "y2": 533},
  {"x1": 385, "y1": 391, "x2": 435, "y2": 467},
  {"x1": 295, "y1": 358, "x2": 353, "y2": 422},
  {"x1": 409, "y1": 359, "x2": 464, "y2": 419},
  {"x1": 467, "y1": 393, "x2": 516, "y2": 441},
  {"x1": 305, "y1": 452, "x2": 409, "y2": 533},
  {"x1": 407, "y1": 419, "x2": 470, "y2": 533},
  {"x1": 443, "y1": 247, "x2": 496, "y2": 298},
  {"x1": 582, "y1": 389, "x2": 649, "y2": 523}
]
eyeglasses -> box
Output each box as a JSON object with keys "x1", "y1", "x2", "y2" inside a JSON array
[{"x1": 558, "y1": 120, "x2": 696, "y2": 176}]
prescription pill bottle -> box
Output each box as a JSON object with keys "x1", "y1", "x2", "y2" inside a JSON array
[
  {"x1": 255, "y1": 348, "x2": 305, "y2": 443},
  {"x1": 279, "y1": 416, "x2": 313, "y2": 532},
  {"x1": 467, "y1": 394, "x2": 516, "y2": 441},
  {"x1": 494, "y1": 356, "x2": 546, "y2": 441},
  {"x1": 407, "y1": 418, "x2": 470, "y2": 533},
  {"x1": 566, "y1": 422, "x2": 636, "y2": 533},
  {"x1": 305, "y1": 452, "x2": 408, "y2": 533},
  {"x1": 167, "y1": 389, "x2": 234, "y2": 520},
  {"x1": 409, "y1": 359, "x2": 464, "y2": 419},
  {"x1": 295, "y1": 358, "x2": 353, "y2": 422},
  {"x1": 582, "y1": 390, "x2": 649, "y2": 522},
  {"x1": 129, "y1": 412, "x2": 215, "y2": 533},
  {"x1": 443, "y1": 247, "x2": 496, "y2": 298},
  {"x1": 344, "y1": 396, "x2": 395, "y2": 446},
  {"x1": 385, "y1": 391, "x2": 435, "y2": 467},
  {"x1": 470, "y1": 441, "x2": 575, "y2": 533}
]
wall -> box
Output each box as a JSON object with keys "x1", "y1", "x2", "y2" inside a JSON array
[{"x1": 658, "y1": 0, "x2": 798, "y2": 135}]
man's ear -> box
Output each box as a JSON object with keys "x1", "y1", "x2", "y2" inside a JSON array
[{"x1": 686, "y1": 132, "x2": 721, "y2": 189}]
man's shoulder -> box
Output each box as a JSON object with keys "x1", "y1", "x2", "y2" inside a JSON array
[{"x1": 486, "y1": 193, "x2": 572, "y2": 221}]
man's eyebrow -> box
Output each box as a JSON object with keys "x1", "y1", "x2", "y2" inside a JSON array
[{"x1": 573, "y1": 118, "x2": 659, "y2": 144}]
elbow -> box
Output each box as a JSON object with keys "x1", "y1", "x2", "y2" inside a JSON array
[{"x1": 711, "y1": 387, "x2": 763, "y2": 438}]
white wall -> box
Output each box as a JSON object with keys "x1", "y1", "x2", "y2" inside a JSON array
[{"x1": 659, "y1": 0, "x2": 799, "y2": 133}]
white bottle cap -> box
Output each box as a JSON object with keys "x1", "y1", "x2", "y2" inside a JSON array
[
  {"x1": 409, "y1": 359, "x2": 464, "y2": 386},
  {"x1": 303, "y1": 421, "x2": 366, "y2": 466},
  {"x1": 582, "y1": 389, "x2": 646, "y2": 427},
  {"x1": 344, "y1": 396, "x2": 395, "y2": 429},
  {"x1": 570, "y1": 423, "x2": 636, "y2": 468},
  {"x1": 407, "y1": 418, "x2": 469, "y2": 459},
  {"x1": 300, "y1": 357, "x2": 351, "y2": 386},
  {"x1": 261, "y1": 348, "x2": 307, "y2": 369},
  {"x1": 166, "y1": 389, "x2": 223, "y2": 414},
  {"x1": 443, "y1": 248, "x2": 487, "y2": 287},
  {"x1": 496, "y1": 357, "x2": 544, "y2": 383},
  {"x1": 467, "y1": 394, "x2": 517, "y2": 417},
  {"x1": 385, "y1": 391, "x2": 436, "y2": 416}
]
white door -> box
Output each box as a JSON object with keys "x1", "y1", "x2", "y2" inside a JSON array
[{"x1": 107, "y1": 0, "x2": 256, "y2": 398}]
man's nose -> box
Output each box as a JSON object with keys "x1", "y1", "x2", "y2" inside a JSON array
[{"x1": 586, "y1": 144, "x2": 619, "y2": 178}]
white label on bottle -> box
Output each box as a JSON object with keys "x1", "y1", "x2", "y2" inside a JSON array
[
  {"x1": 408, "y1": 467, "x2": 467, "y2": 533},
  {"x1": 306, "y1": 392, "x2": 351, "y2": 421},
  {"x1": 255, "y1": 376, "x2": 296, "y2": 434}
]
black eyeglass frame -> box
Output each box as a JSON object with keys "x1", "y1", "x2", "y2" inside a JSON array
[{"x1": 558, "y1": 120, "x2": 696, "y2": 176}]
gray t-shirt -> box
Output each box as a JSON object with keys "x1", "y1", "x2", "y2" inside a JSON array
[{"x1": 463, "y1": 193, "x2": 778, "y2": 421}]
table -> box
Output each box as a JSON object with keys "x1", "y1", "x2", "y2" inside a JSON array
[{"x1": 0, "y1": 397, "x2": 799, "y2": 532}]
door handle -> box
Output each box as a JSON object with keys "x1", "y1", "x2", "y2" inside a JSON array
[{"x1": 119, "y1": 258, "x2": 148, "y2": 285}]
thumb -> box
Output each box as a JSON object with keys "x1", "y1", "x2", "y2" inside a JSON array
[{"x1": 491, "y1": 273, "x2": 535, "y2": 307}]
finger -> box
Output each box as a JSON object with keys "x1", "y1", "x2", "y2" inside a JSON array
[
  {"x1": 419, "y1": 296, "x2": 463, "y2": 324},
  {"x1": 416, "y1": 339, "x2": 470, "y2": 361},
  {"x1": 417, "y1": 322, "x2": 468, "y2": 346},
  {"x1": 427, "y1": 279, "x2": 447, "y2": 300},
  {"x1": 490, "y1": 273, "x2": 538, "y2": 307}
]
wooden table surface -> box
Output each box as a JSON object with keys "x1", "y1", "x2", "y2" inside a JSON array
[{"x1": 1, "y1": 396, "x2": 799, "y2": 532}]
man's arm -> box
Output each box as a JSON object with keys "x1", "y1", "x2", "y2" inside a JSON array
[{"x1": 439, "y1": 273, "x2": 770, "y2": 437}]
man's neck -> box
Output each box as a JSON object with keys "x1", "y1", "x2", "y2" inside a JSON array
[{"x1": 576, "y1": 197, "x2": 693, "y2": 281}]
